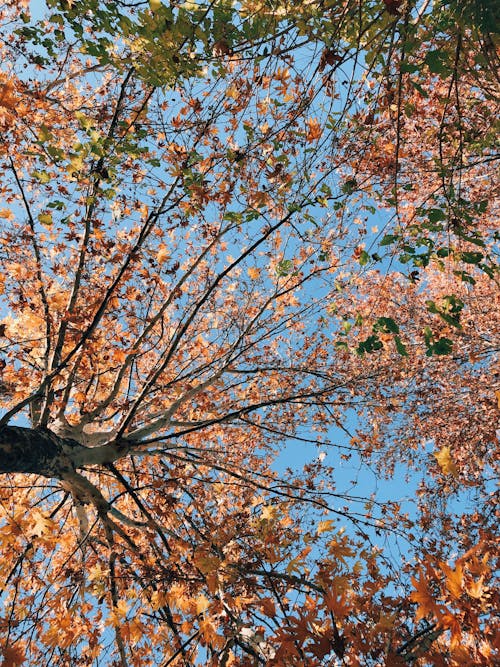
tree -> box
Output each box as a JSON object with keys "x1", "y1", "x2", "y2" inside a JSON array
[{"x1": 0, "y1": 1, "x2": 498, "y2": 665}]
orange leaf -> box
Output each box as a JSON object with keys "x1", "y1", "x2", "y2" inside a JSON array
[
  {"x1": 0, "y1": 80, "x2": 17, "y2": 110},
  {"x1": 306, "y1": 118, "x2": 322, "y2": 142},
  {"x1": 440, "y1": 561, "x2": 464, "y2": 600},
  {"x1": 410, "y1": 571, "x2": 441, "y2": 621},
  {"x1": 1, "y1": 645, "x2": 25, "y2": 667}
]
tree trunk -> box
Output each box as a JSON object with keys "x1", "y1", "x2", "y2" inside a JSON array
[{"x1": 0, "y1": 425, "x2": 86, "y2": 478}]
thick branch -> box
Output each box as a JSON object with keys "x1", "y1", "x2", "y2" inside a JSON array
[{"x1": 0, "y1": 425, "x2": 126, "y2": 477}]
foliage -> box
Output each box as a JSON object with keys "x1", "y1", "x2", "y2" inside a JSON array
[{"x1": 0, "y1": 1, "x2": 498, "y2": 665}]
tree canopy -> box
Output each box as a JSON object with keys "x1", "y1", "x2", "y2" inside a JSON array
[{"x1": 0, "y1": 1, "x2": 498, "y2": 665}]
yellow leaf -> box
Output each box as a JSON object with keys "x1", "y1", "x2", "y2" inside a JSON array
[
  {"x1": 199, "y1": 617, "x2": 219, "y2": 645},
  {"x1": 434, "y1": 446, "x2": 458, "y2": 477},
  {"x1": 88, "y1": 564, "x2": 108, "y2": 583},
  {"x1": 316, "y1": 519, "x2": 335, "y2": 535},
  {"x1": 115, "y1": 599, "x2": 129, "y2": 619},
  {"x1": 149, "y1": 0, "x2": 162, "y2": 9},
  {"x1": 495, "y1": 389, "x2": 500, "y2": 410},
  {"x1": 29, "y1": 511, "x2": 55, "y2": 538},
  {"x1": 38, "y1": 213, "x2": 53, "y2": 227},
  {"x1": 150, "y1": 590, "x2": 168, "y2": 610},
  {"x1": 196, "y1": 594, "x2": 210, "y2": 614},
  {"x1": 226, "y1": 85, "x2": 239, "y2": 100},
  {"x1": 157, "y1": 244, "x2": 170, "y2": 264},
  {"x1": 260, "y1": 505, "x2": 279, "y2": 521}
]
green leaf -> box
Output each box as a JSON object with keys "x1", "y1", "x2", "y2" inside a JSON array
[
  {"x1": 38, "y1": 124, "x2": 52, "y2": 142},
  {"x1": 380, "y1": 234, "x2": 397, "y2": 246},
  {"x1": 358, "y1": 250, "x2": 370, "y2": 266},
  {"x1": 394, "y1": 336, "x2": 408, "y2": 357},
  {"x1": 436, "y1": 247, "x2": 451, "y2": 258},
  {"x1": 373, "y1": 317, "x2": 399, "y2": 334},
  {"x1": 428, "y1": 208, "x2": 446, "y2": 223},
  {"x1": 460, "y1": 251, "x2": 483, "y2": 264},
  {"x1": 424, "y1": 50, "x2": 450, "y2": 75},
  {"x1": 341, "y1": 178, "x2": 357, "y2": 194},
  {"x1": 453, "y1": 270, "x2": 476, "y2": 285},
  {"x1": 276, "y1": 259, "x2": 293, "y2": 277},
  {"x1": 356, "y1": 335, "x2": 383, "y2": 355},
  {"x1": 426, "y1": 338, "x2": 453, "y2": 356}
]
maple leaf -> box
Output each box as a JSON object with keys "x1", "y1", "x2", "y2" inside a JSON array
[
  {"x1": 0, "y1": 80, "x2": 17, "y2": 110},
  {"x1": 440, "y1": 561, "x2": 464, "y2": 600},
  {"x1": 305, "y1": 118, "x2": 322, "y2": 142},
  {"x1": 247, "y1": 266, "x2": 260, "y2": 280},
  {"x1": 434, "y1": 446, "x2": 459, "y2": 477},
  {"x1": 29, "y1": 511, "x2": 55, "y2": 538},
  {"x1": 1, "y1": 645, "x2": 25, "y2": 667},
  {"x1": 410, "y1": 571, "x2": 442, "y2": 621},
  {"x1": 316, "y1": 519, "x2": 335, "y2": 535},
  {"x1": 260, "y1": 505, "x2": 279, "y2": 521}
]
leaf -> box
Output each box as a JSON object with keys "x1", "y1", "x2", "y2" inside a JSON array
[
  {"x1": 427, "y1": 337, "x2": 453, "y2": 356},
  {"x1": 358, "y1": 250, "x2": 370, "y2": 266},
  {"x1": 441, "y1": 561, "x2": 464, "y2": 600},
  {"x1": 29, "y1": 511, "x2": 55, "y2": 537},
  {"x1": 410, "y1": 571, "x2": 440, "y2": 621},
  {"x1": 0, "y1": 208, "x2": 14, "y2": 220},
  {"x1": 380, "y1": 234, "x2": 398, "y2": 246},
  {"x1": 276, "y1": 259, "x2": 293, "y2": 277},
  {"x1": 434, "y1": 446, "x2": 458, "y2": 477},
  {"x1": 156, "y1": 245, "x2": 170, "y2": 264},
  {"x1": 38, "y1": 124, "x2": 52, "y2": 142},
  {"x1": 394, "y1": 335, "x2": 408, "y2": 356},
  {"x1": 194, "y1": 554, "x2": 222, "y2": 574},
  {"x1": 341, "y1": 179, "x2": 357, "y2": 194},
  {"x1": 460, "y1": 251, "x2": 483, "y2": 265},
  {"x1": 260, "y1": 505, "x2": 279, "y2": 521},
  {"x1": 316, "y1": 519, "x2": 335, "y2": 535},
  {"x1": 196, "y1": 594, "x2": 210, "y2": 614},
  {"x1": 425, "y1": 50, "x2": 450, "y2": 76},
  {"x1": 0, "y1": 80, "x2": 17, "y2": 110},
  {"x1": 373, "y1": 317, "x2": 399, "y2": 334},
  {"x1": 357, "y1": 335, "x2": 383, "y2": 355},
  {"x1": 32, "y1": 170, "x2": 51, "y2": 184},
  {"x1": 427, "y1": 208, "x2": 446, "y2": 223},
  {"x1": 1, "y1": 645, "x2": 25, "y2": 667},
  {"x1": 37, "y1": 213, "x2": 53, "y2": 226},
  {"x1": 305, "y1": 118, "x2": 322, "y2": 142},
  {"x1": 247, "y1": 266, "x2": 260, "y2": 280}
]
